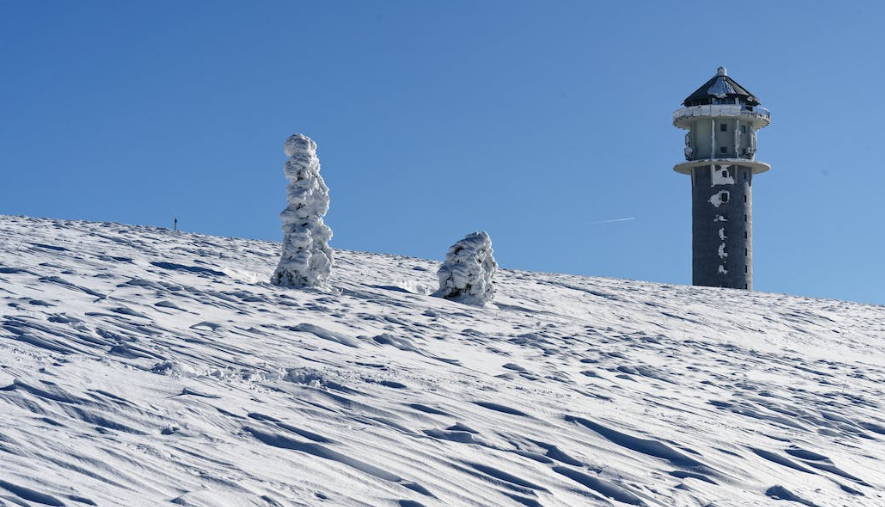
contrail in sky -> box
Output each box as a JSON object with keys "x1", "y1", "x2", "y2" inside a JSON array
[{"x1": 591, "y1": 217, "x2": 636, "y2": 224}]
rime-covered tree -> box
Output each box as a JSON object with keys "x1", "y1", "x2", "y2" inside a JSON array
[
  {"x1": 271, "y1": 134, "x2": 333, "y2": 288},
  {"x1": 434, "y1": 231, "x2": 497, "y2": 306}
]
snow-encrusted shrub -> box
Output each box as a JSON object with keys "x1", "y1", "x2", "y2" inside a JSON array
[
  {"x1": 150, "y1": 360, "x2": 198, "y2": 378},
  {"x1": 271, "y1": 134, "x2": 334, "y2": 288},
  {"x1": 434, "y1": 231, "x2": 497, "y2": 306},
  {"x1": 284, "y1": 367, "x2": 327, "y2": 388}
]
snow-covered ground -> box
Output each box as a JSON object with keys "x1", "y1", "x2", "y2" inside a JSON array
[{"x1": 0, "y1": 215, "x2": 883, "y2": 507}]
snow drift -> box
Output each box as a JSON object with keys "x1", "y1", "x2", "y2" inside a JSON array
[
  {"x1": 271, "y1": 134, "x2": 333, "y2": 288},
  {"x1": 0, "y1": 215, "x2": 883, "y2": 507}
]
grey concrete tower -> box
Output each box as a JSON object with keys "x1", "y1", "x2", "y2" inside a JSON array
[{"x1": 673, "y1": 67, "x2": 770, "y2": 290}]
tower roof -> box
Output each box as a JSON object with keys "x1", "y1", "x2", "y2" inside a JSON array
[{"x1": 683, "y1": 67, "x2": 760, "y2": 107}]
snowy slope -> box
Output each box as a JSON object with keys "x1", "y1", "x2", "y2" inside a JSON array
[{"x1": 0, "y1": 215, "x2": 883, "y2": 507}]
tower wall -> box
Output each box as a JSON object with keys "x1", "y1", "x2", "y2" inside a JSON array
[
  {"x1": 688, "y1": 118, "x2": 753, "y2": 160},
  {"x1": 691, "y1": 164, "x2": 753, "y2": 289},
  {"x1": 691, "y1": 119, "x2": 714, "y2": 159}
]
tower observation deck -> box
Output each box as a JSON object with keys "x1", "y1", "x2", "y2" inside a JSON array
[{"x1": 673, "y1": 67, "x2": 770, "y2": 290}]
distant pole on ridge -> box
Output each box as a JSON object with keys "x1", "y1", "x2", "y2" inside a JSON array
[{"x1": 672, "y1": 67, "x2": 771, "y2": 290}]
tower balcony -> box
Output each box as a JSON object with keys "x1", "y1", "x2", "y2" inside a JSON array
[
  {"x1": 674, "y1": 158, "x2": 770, "y2": 175},
  {"x1": 673, "y1": 104, "x2": 770, "y2": 129}
]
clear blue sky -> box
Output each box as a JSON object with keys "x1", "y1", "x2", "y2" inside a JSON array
[{"x1": 2, "y1": 1, "x2": 883, "y2": 305}]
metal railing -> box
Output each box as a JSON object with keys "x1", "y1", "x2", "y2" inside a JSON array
[
  {"x1": 688, "y1": 153, "x2": 753, "y2": 161},
  {"x1": 673, "y1": 105, "x2": 770, "y2": 122}
]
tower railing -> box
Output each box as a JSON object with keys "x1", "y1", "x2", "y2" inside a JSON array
[{"x1": 673, "y1": 105, "x2": 770, "y2": 123}]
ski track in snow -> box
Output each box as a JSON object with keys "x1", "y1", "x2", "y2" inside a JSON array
[{"x1": 0, "y1": 215, "x2": 883, "y2": 507}]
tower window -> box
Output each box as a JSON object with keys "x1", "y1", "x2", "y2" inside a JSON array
[
  {"x1": 744, "y1": 195, "x2": 747, "y2": 203},
  {"x1": 740, "y1": 125, "x2": 747, "y2": 134},
  {"x1": 744, "y1": 171, "x2": 748, "y2": 181},
  {"x1": 745, "y1": 266, "x2": 748, "y2": 274},
  {"x1": 744, "y1": 214, "x2": 747, "y2": 222},
  {"x1": 720, "y1": 123, "x2": 728, "y2": 132},
  {"x1": 721, "y1": 192, "x2": 729, "y2": 203},
  {"x1": 720, "y1": 146, "x2": 728, "y2": 154},
  {"x1": 744, "y1": 231, "x2": 748, "y2": 239}
]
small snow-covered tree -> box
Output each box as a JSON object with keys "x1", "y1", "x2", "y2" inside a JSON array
[
  {"x1": 434, "y1": 231, "x2": 497, "y2": 306},
  {"x1": 271, "y1": 134, "x2": 333, "y2": 288}
]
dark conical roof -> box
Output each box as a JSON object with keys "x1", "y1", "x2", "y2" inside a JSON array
[{"x1": 683, "y1": 67, "x2": 760, "y2": 106}]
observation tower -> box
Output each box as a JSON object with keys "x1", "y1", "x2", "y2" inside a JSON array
[{"x1": 673, "y1": 67, "x2": 770, "y2": 290}]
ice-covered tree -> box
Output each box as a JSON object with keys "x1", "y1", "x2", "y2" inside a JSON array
[
  {"x1": 434, "y1": 231, "x2": 497, "y2": 306},
  {"x1": 271, "y1": 134, "x2": 333, "y2": 288}
]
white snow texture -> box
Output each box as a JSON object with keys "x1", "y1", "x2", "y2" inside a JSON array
[
  {"x1": 435, "y1": 231, "x2": 497, "y2": 306},
  {"x1": 1, "y1": 216, "x2": 884, "y2": 507},
  {"x1": 271, "y1": 134, "x2": 333, "y2": 288}
]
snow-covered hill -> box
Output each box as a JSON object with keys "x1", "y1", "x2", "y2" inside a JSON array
[{"x1": 0, "y1": 215, "x2": 883, "y2": 507}]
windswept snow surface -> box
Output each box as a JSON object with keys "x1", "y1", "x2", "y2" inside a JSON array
[{"x1": 0, "y1": 216, "x2": 883, "y2": 507}]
